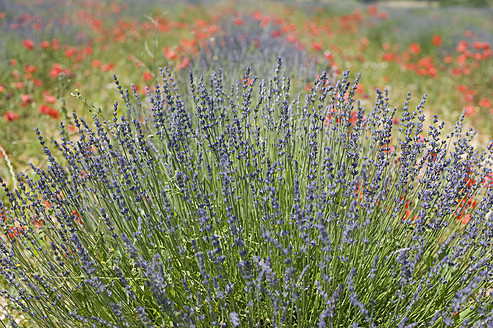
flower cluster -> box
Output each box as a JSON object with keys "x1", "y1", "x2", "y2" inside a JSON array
[
  {"x1": 0, "y1": 58, "x2": 493, "y2": 327},
  {"x1": 197, "y1": 13, "x2": 336, "y2": 84}
]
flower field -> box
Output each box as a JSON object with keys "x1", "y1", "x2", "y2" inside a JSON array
[{"x1": 0, "y1": 0, "x2": 493, "y2": 327}]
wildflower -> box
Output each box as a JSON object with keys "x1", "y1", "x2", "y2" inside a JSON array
[
  {"x1": 51, "y1": 38, "x2": 59, "y2": 50},
  {"x1": 22, "y1": 39, "x2": 34, "y2": 50},
  {"x1": 457, "y1": 40, "x2": 468, "y2": 52},
  {"x1": 44, "y1": 94, "x2": 57, "y2": 104},
  {"x1": 142, "y1": 71, "x2": 152, "y2": 81},
  {"x1": 4, "y1": 111, "x2": 20, "y2": 121},
  {"x1": 65, "y1": 47, "x2": 77, "y2": 58},
  {"x1": 49, "y1": 63, "x2": 64, "y2": 78},
  {"x1": 39, "y1": 105, "x2": 60, "y2": 119},
  {"x1": 164, "y1": 47, "x2": 177, "y2": 60},
  {"x1": 479, "y1": 98, "x2": 491, "y2": 108},
  {"x1": 229, "y1": 312, "x2": 240, "y2": 327},
  {"x1": 432, "y1": 35, "x2": 442, "y2": 46},
  {"x1": 409, "y1": 43, "x2": 421, "y2": 55},
  {"x1": 40, "y1": 40, "x2": 50, "y2": 49},
  {"x1": 21, "y1": 94, "x2": 32, "y2": 107},
  {"x1": 464, "y1": 105, "x2": 475, "y2": 117},
  {"x1": 312, "y1": 41, "x2": 322, "y2": 52},
  {"x1": 101, "y1": 63, "x2": 114, "y2": 72}
]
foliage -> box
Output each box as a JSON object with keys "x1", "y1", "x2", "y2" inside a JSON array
[{"x1": 1, "y1": 60, "x2": 493, "y2": 327}]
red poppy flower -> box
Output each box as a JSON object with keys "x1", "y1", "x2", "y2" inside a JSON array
[
  {"x1": 65, "y1": 48, "x2": 76, "y2": 58},
  {"x1": 73, "y1": 210, "x2": 82, "y2": 225},
  {"x1": 22, "y1": 39, "x2": 34, "y2": 50},
  {"x1": 44, "y1": 94, "x2": 56, "y2": 103},
  {"x1": 457, "y1": 41, "x2": 468, "y2": 53},
  {"x1": 464, "y1": 105, "x2": 475, "y2": 117},
  {"x1": 21, "y1": 94, "x2": 32, "y2": 106},
  {"x1": 39, "y1": 105, "x2": 59, "y2": 119},
  {"x1": 164, "y1": 47, "x2": 177, "y2": 60},
  {"x1": 49, "y1": 63, "x2": 64, "y2": 78},
  {"x1": 101, "y1": 63, "x2": 114, "y2": 72},
  {"x1": 479, "y1": 98, "x2": 491, "y2": 108},
  {"x1": 51, "y1": 38, "x2": 59, "y2": 50},
  {"x1": 4, "y1": 111, "x2": 20, "y2": 121},
  {"x1": 409, "y1": 43, "x2": 421, "y2": 55},
  {"x1": 25, "y1": 64, "x2": 37, "y2": 74},
  {"x1": 179, "y1": 57, "x2": 190, "y2": 69},
  {"x1": 143, "y1": 71, "x2": 152, "y2": 81},
  {"x1": 311, "y1": 42, "x2": 322, "y2": 52},
  {"x1": 432, "y1": 35, "x2": 442, "y2": 46}
]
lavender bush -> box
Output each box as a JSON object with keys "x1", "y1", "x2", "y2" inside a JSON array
[
  {"x1": 196, "y1": 14, "x2": 335, "y2": 84},
  {"x1": 1, "y1": 58, "x2": 493, "y2": 327}
]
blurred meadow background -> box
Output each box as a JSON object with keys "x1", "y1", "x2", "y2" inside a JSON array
[
  {"x1": 0, "y1": 0, "x2": 492, "y2": 188},
  {"x1": 1, "y1": 0, "x2": 493, "y2": 326}
]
